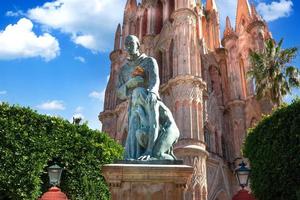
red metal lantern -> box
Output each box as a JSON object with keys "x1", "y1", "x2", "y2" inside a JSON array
[{"x1": 39, "y1": 187, "x2": 68, "y2": 200}]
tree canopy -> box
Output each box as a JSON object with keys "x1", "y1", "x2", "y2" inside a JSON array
[
  {"x1": 0, "y1": 103, "x2": 123, "y2": 200},
  {"x1": 243, "y1": 99, "x2": 300, "y2": 200}
]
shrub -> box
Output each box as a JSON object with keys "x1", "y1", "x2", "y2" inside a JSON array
[
  {"x1": 243, "y1": 99, "x2": 300, "y2": 200},
  {"x1": 0, "y1": 103, "x2": 123, "y2": 200}
]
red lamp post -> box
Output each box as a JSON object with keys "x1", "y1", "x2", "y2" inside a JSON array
[
  {"x1": 39, "y1": 187, "x2": 68, "y2": 200},
  {"x1": 232, "y1": 161, "x2": 256, "y2": 200},
  {"x1": 232, "y1": 189, "x2": 256, "y2": 200},
  {"x1": 40, "y1": 164, "x2": 68, "y2": 200}
]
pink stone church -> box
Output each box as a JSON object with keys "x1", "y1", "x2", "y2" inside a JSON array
[{"x1": 99, "y1": 0, "x2": 273, "y2": 199}]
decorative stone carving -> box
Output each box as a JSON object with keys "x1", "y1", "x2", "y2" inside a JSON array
[{"x1": 102, "y1": 164, "x2": 193, "y2": 200}]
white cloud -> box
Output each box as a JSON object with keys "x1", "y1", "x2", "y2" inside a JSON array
[
  {"x1": 75, "y1": 106, "x2": 84, "y2": 112},
  {"x1": 0, "y1": 90, "x2": 7, "y2": 95},
  {"x1": 27, "y1": 0, "x2": 126, "y2": 52},
  {"x1": 6, "y1": 10, "x2": 25, "y2": 17},
  {"x1": 37, "y1": 100, "x2": 65, "y2": 110},
  {"x1": 74, "y1": 56, "x2": 86, "y2": 63},
  {"x1": 73, "y1": 35, "x2": 97, "y2": 51},
  {"x1": 89, "y1": 90, "x2": 105, "y2": 101},
  {"x1": 214, "y1": 0, "x2": 293, "y2": 33},
  {"x1": 257, "y1": 0, "x2": 293, "y2": 22},
  {"x1": 0, "y1": 18, "x2": 60, "y2": 61}
]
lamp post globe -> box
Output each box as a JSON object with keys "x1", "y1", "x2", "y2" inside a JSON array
[
  {"x1": 48, "y1": 164, "x2": 63, "y2": 186},
  {"x1": 235, "y1": 161, "x2": 251, "y2": 189}
]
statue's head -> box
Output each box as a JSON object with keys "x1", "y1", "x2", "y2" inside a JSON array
[{"x1": 125, "y1": 35, "x2": 140, "y2": 56}]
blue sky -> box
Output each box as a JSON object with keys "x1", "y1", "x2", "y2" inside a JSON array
[{"x1": 0, "y1": 0, "x2": 299, "y2": 130}]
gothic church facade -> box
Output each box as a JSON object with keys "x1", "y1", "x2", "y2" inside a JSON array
[{"x1": 99, "y1": 0, "x2": 272, "y2": 199}]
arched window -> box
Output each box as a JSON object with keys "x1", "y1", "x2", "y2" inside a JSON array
[
  {"x1": 239, "y1": 58, "x2": 247, "y2": 98},
  {"x1": 156, "y1": 51, "x2": 163, "y2": 82},
  {"x1": 142, "y1": 9, "x2": 148, "y2": 37},
  {"x1": 129, "y1": 21, "x2": 135, "y2": 35},
  {"x1": 204, "y1": 126, "x2": 211, "y2": 152},
  {"x1": 155, "y1": 0, "x2": 163, "y2": 34},
  {"x1": 241, "y1": 19, "x2": 246, "y2": 26},
  {"x1": 169, "y1": 40, "x2": 174, "y2": 79},
  {"x1": 221, "y1": 135, "x2": 227, "y2": 159},
  {"x1": 202, "y1": 16, "x2": 207, "y2": 41},
  {"x1": 239, "y1": 18, "x2": 246, "y2": 32},
  {"x1": 215, "y1": 131, "x2": 219, "y2": 154},
  {"x1": 169, "y1": 0, "x2": 175, "y2": 19},
  {"x1": 136, "y1": 17, "x2": 141, "y2": 38},
  {"x1": 209, "y1": 66, "x2": 223, "y2": 105}
]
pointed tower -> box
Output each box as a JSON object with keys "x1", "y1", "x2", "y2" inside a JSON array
[
  {"x1": 122, "y1": 0, "x2": 138, "y2": 49},
  {"x1": 206, "y1": 0, "x2": 217, "y2": 11},
  {"x1": 223, "y1": 16, "x2": 234, "y2": 38},
  {"x1": 205, "y1": 0, "x2": 220, "y2": 49},
  {"x1": 236, "y1": 0, "x2": 252, "y2": 32},
  {"x1": 247, "y1": 3, "x2": 266, "y2": 51},
  {"x1": 166, "y1": 1, "x2": 208, "y2": 199},
  {"x1": 250, "y1": 3, "x2": 262, "y2": 21},
  {"x1": 100, "y1": 23, "x2": 126, "y2": 139},
  {"x1": 124, "y1": 0, "x2": 137, "y2": 13},
  {"x1": 114, "y1": 24, "x2": 121, "y2": 50}
]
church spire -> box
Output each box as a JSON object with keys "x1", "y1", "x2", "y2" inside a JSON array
[
  {"x1": 250, "y1": 3, "x2": 262, "y2": 21},
  {"x1": 224, "y1": 16, "x2": 234, "y2": 37},
  {"x1": 250, "y1": 4, "x2": 257, "y2": 16},
  {"x1": 125, "y1": 0, "x2": 137, "y2": 12},
  {"x1": 236, "y1": 0, "x2": 251, "y2": 28},
  {"x1": 114, "y1": 24, "x2": 121, "y2": 50},
  {"x1": 206, "y1": 0, "x2": 218, "y2": 11}
]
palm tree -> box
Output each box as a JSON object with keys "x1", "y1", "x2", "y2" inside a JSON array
[{"x1": 248, "y1": 38, "x2": 300, "y2": 106}]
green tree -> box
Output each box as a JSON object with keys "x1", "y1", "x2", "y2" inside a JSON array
[
  {"x1": 0, "y1": 103, "x2": 123, "y2": 200},
  {"x1": 248, "y1": 38, "x2": 300, "y2": 106},
  {"x1": 243, "y1": 99, "x2": 300, "y2": 200}
]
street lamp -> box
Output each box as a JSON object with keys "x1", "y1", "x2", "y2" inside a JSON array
[
  {"x1": 40, "y1": 164, "x2": 68, "y2": 200},
  {"x1": 235, "y1": 161, "x2": 251, "y2": 189},
  {"x1": 48, "y1": 164, "x2": 63, "y2": 186}
]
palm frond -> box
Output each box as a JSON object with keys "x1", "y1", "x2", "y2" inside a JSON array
[{"x1": 248, "y1": 38, "x2": 299, "y2": 105}]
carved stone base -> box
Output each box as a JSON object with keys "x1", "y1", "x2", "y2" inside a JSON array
[{"x1": 102, "y1": 164, "x2": 193, "y2": 200}]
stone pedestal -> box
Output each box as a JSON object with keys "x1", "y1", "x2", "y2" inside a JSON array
[{"x1": 102, "y1": 164, "x2": 193, "y2": 200}]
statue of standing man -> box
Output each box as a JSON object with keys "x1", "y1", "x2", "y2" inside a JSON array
[{"x1": 117, "y1": 35, "x2": 179, "y2": 161}]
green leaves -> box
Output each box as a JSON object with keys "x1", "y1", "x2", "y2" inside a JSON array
[
  {"x1": 243, "y1": 99, "x2": 300, "y2": 200},
  {"x1": 0, "y1": 103, "x2": 124, "y2": 200},
  {"x1": 248, "y1": 38, "x2": 300, "y2": 106}
]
